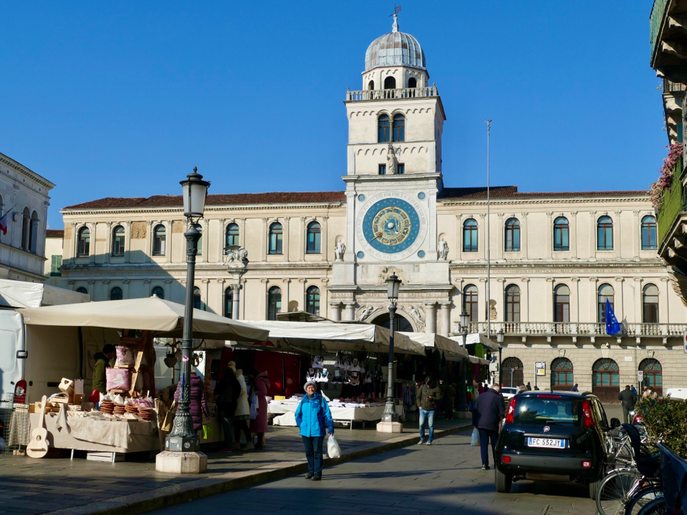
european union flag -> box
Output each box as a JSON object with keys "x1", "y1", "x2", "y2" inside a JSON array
[{"x1": 605, "y1": 300, "x2": 621, "y2": 335}]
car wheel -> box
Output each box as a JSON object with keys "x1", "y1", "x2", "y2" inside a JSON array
[
  {"x1": 588, "y1": 477, "x2": 602, "y2": 500},
  {"x1": 495, "y1": 467, "x2": 512, "y2": 493}
]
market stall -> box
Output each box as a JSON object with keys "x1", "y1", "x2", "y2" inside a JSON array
[{"x1": 17, "y1": 296, "x2": 268, "y2": 459}]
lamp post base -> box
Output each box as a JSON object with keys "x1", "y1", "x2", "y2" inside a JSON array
[
  {"x1": 155, "y1": 450, "x2": 207, "y2": 474},
  {"x1": 165, "y1": 434, "x2": 200, "y2": 452},
  {"x1": 376, "y1": 420, "x2": 403, "y2": 433}
]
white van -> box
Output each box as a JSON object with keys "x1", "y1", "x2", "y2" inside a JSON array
[{"x1": 0, "y1": 279, "x2": 89, "y2": 407}]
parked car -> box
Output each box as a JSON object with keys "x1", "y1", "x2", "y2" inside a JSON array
[
  {"x1": 665, "y1": 388, "x2": 687, "y2": 400},
  {"x1": 494, "y1": 391, "x2": 617, "y2": 499},
  {"x1": 501, "y1": 387, "x2": 519, "y2": 401}
]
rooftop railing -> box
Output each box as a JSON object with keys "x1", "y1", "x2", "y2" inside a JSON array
[
  {"x1": 458, "y1": 321, "x2": 687, "y2": 338},
  {"x1": 346, "y1": 85, "x2": 439, "y2": 102}
]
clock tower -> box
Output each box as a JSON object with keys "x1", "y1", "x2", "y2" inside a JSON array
[{"x1": 330, "y1": 14, "x2": 452, "y2": 334}]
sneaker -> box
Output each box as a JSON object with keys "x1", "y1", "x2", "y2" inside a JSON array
[
  {"x1": 417, "y1": 439, "x2": 425, "y2": 445},
  {"x1": 426, "y1": 441, "x2": 433, "y2": 446},
  {"x1": 481, "y1": 465, "x2": 490, "y2": 470},
  {"x1": 305, "y1": 472, "x2": 314, "y2": 479},
  {"x1": 311, "y1": 474, "x2": 322, "y2": 481}
]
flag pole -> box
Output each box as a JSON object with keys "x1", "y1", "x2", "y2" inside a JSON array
[{"x1": 486, "y1": 120, "x2": 492, "y2": 339}]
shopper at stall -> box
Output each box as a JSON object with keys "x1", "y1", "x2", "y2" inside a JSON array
[
  {"x1": 295, "y1": 381, "x2": 334, "y2": 481},
  {"x1": 249, "y1": 369, "x2": 271, "y2": 450},
  {"x1": 93, "y1": 344, "x2": 116, "y2": 395},
  {"x1": 232, "y1": 366, "x2": 252, "y2": 450},
  {"x1": 416, "y1": 376, "x2": 441, "y2": 445},
  {"x1": 214, "y1": 362, "x2": 240, "y2": 451},
  {"x1": 174, "y1": 371, "x2": 209, "y2": 433},
  {"x1": 472, "y1": 384, "x2": 505, "y2": 470}
]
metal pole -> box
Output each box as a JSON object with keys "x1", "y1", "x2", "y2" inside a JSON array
[
  {"x1": 166, "y1": 222, "x2": 201, "y2": 452},
  {"x1": 498, "y1": 346, "x2": 502, "y2": 387},
  {"x1": 486, "y1": 120, "x2": 492, "y2": 339},
  {"x1": 382, "y1": 301, "x2": 398, "y2": 422}
]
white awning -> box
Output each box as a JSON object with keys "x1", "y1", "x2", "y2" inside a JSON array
[
  {"x1": 398, "y1": 331, "x2": 468, "y2": 360},
  {"x1": 449, "y1": 332, "x2": 500, "y2": 351},
  {"x1": 0, "y1": 278, "x2": 89, "y2": 308}
]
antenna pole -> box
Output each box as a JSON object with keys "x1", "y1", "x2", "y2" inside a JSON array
[{"x1": 486, "y1": 120, "x2": 492, "y2": 340}]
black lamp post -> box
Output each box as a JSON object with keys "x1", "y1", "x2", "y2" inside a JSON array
[
  {"x1": 381, "y1": 272, "x2": 401, "y2": 423},
  {"x1": 165, "y1": 167, "x2": 210, "y2": 453},
  {"x1": 457, "y1": 308, "x2": 470, "y2": 412},
  {"x1": 496, "y1": 328, "x2": 504, "y2": 386}
]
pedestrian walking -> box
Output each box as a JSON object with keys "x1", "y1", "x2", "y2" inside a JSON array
[
  {"x1": 249, "y1": 369, "x2": 270, "y2": 450},
  {"x1": 618, "y1": 385, "x2": 638, "y2": 424},
  {"x1": 214, "y1": 362, "x2": 239, "y2": 451},
  {"x1": 472, "y1": 384, "x2": 505, "y2": 470},
  {"x1": 526, "y1": 382, "x2": 532, "y2": 391},
  {"x1": 295, "y1": 381, "x2": 334, "y2": 481},
  {"x1": 232, "y1": 366, "x2": 253, "y2": 450},
  {"x1": 630, "y1": 384, "x2": 637, "y2": 396},
  {"x1": 416, "y1": 376, "x2": 441, "y2": 445},
  {"x1": 174, "y1": 371, "x2": 209, "y2": 433},
  {"x1": 571, "y1": 383, "x2": 579, "y2": 392}
]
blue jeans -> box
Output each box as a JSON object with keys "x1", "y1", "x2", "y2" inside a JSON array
[
  {"x1": 419, "y1": 408, "x2": 435, "y2": 442},
  {"x1": 302, "y1": 436, "x2": 324, "y2": 475},
  {"x1": 478, "y1": 428, "x2": 498, "y2": 467}
]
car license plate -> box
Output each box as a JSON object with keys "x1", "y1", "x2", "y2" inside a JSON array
[{"x1": 527, "y1": 437, "x2": 566, "y2": 449}]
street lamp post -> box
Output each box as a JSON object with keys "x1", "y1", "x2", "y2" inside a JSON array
[
  {"x1": 378, "y1": 272, "x2": 402, "y2": 432},
  {"x1": 457, "y1": 309, "x2": 470, "y2": 412},
  {"x1": 496, "y1": 328, "x2": 504, "y2": 387},
  {"x1": 157, "y1": 167, "x2": 209, "y2": 474}
]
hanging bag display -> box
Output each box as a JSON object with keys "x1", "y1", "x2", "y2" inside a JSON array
[
  {"x1": 327, "y1": 435, "x2": 342, "y2": 459},
  {"x1": 249, "y1": 391, "x2": 259, "y2": 420},
  {"x1": 471, "y1": 427, "x2": 480, "y2": 447}
]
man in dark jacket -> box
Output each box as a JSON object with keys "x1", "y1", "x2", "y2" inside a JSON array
[
  {"x1": 93, "y1": 344, "x2": 116, "y2": 395},
  {"x1": 214, "y1": 364, "x2": 240, "y2": 451},
  {"x1": 416, "y1": 376, "x2": 441, "y2": 445},
  {"x1": 472, "y1": 384, "x2": 505, "y2": 470},
  {"x1": 618, "y1": 385, "x2": 638, "y2": 424}
]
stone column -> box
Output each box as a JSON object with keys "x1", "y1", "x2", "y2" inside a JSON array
[
  {"x1": 614, "y1": 211, "x2": 622, "y2": 258},
  {"x1": 329, "y1": 302, "x2": 341, "y2": 322},
  {"x1": 661, "y1": 277, "x2": 670, "y2": 324},
  {"x1": 124, "y1": 221, "x2": 132, "y2": 264},
  {"x1": 282, "y1": 278, "x2": 291, "y2": 312},
  {"x1": 102, "y1": 279, "x2": 110, "y2": 300},
  {"x1": 570, "y1": 212, "x2": 578, "y2": 259},
  {"x1": 521, "y1": 277, "x2": 530, "y2": 322},
  {"x1": 521, "y1": 212, "x2": 529, "y2": 259},
  {"x1": 321, "y1": 216, "x2": 329, "y2": 262},
  {"x1": 546, "y1": 278, "x2": 555, "y2": 323},
  {"x1": 283, "y1": 217, "x2": 291, "y2": 262},
  {"x1": 546, "y1": 212, "x2": 553, "y2": 257},
  {"x1": 164, "y1": 279, "x2": 173, "y2": 302},
  {"x1": 590, "y1": 211, "x2": 598, "y2": 259},
  {"x1": 344, "y1": 303, "x2": 356, "y2": 321},
  {"x1": 424, "y1": 302, "x2": 436, "y2": 334},
  {"x1": 89, "y1": 223, "x2": 97, "y2": 265},
  {"x1": 570, "y1": 277, "x2": 580, "y2": 323},
  {"x1": 439, "y1": 302, "x2": 451, "y2": 336},
  {"x1": 299, "y1": 217, "x2": 307, "y2": 261},
  {"x1": 633, "y1": 211, "x2": 641, "y2": 260},
  {"x1": 143, "y1": 279, "x2": 151, "y2": 297},
  {"x1": 103, "y1": 222, "x2": 112, "y2": 264}
]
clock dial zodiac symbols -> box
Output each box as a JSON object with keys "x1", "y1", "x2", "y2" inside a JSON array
[{"x1": 362, "y1": 198, "x2": 420, "y2": 254}]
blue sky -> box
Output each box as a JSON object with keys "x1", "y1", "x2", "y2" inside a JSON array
[{"x1": 0, "y1": 2, "x2": 664, "y2": 229}]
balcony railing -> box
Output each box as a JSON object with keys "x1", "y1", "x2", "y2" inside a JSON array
[
  {"x1": 664, "y1": 78, "x2": 687, "y2": 93},
  {"x1": 459, "y1": 321, "x2": 687, "y2": 338},
  {"x1": 346, "y1": 86, "x2": 439, "y2": 102},
  {"x1": 658, "y1": 157, "x2": 685, "y2": 247},
  {"x1": 651, "y1": 0, "x2": 669, "y2": 58}
]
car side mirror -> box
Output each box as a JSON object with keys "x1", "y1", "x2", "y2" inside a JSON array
[{"x1": 610, "y1": 418, "x2": 620, "y2": 429}]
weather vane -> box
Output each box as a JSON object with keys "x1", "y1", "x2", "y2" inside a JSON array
[{"x1": 390, "y1": 5, "x2": 401, "y2": 17}]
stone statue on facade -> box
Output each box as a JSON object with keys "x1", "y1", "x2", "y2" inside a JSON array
[
  {"x1": 358, "y1": 305, "x2": 374, "y2": 321},
  {"x1": 438, "y1": 239, "x2": 449, "y2": 260},
  {"x1": 226, "y1": 247, "x2": 248, "y2": 269},
  {"x1": 387, "y1": 144, "x2": 398, "y2": 175},
  {"x1": 409, "y1": 305, "x2": 424, "y2": 323},
  {"x1": 334, "y1": 240, "x2": 346, "y2": 261}
]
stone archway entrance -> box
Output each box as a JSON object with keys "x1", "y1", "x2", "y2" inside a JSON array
[
  {"x1": 501, "y1": 357, "x2": 524, "y2": 388},
  {"x1": 592, "y1": 358, "x2": 620, "y2": 403},
  {"x1": 370, "y1": 312, "x2": 414, "y2": 332}
]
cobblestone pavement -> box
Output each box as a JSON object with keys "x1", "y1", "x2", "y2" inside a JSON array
[{"x1": 152, "y1": 428, "x2": 599, "y2": 515}]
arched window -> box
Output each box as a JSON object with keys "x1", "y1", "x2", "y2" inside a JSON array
[
  {"x1": 21, "y1": 207, "x2": 30, "y2": 250},
  {"x1": 392, "y1": 114, "x2": 405, "y2": 142},
  {"x1": 641, "y1": 215, "x2": 657, "y2": 250},
  {"x1": 505, "y1": 218, "x2": 520, "y2": 251},
  {"x1": 551, "y1": 357, "x2": 574, "y2": 389},
  {"x1": 501, "y1": 357, "x2": 524, "y2": 388},
  {"x1": 408, "y1": 77, "x2": 417, "y2": 88},
  {"x1": 110, "y1": 287, "x2": 123, "y2": 301},
  {"x1": 639, "y1": 358, "x2": 662, "y2": 396},
  {"x1": 268, "y1": 222, "x2": 283, "y2": 254},
  {"x1": 76, "y1": 287, "x2": 88, "y2": 295},
  {"x1": 193, "y1": 287, "x2": 202, "y2": 310},
  {"x1": 597, "y1": 216, "x2": 613, "y2": 250},
  {"x1": 383, "y1": 76, "x2": 396, "y2": 90},
  {"x1": 505, "y1": 284, "x2": 521, "y2": 322},
  {"x1": 29, "y1": 211, "x2": 38, "y2": 253},
  {"x1": 306, "y1": 286, "x2": 320, "y2": 315},
  {"x1": 592, "y1": 358, "x2": 620, "y2": 403},
  {"x1": 554, "y1": 216, "x2": 569, "y2": 251},
  {"x1": 306, "y1": 222, "x2": 321, "y2": 254},
  {"x1": 367, "y1": 80, "x2": 374, "y2": 90},
  {"x1": 225, "y1": 223, "x2": 239, "y2": 248},
  {"x1": 597, "y1": 284, "x2": 614, "y2": 323},
  {"x1": 643, "y1": 284, "x2": 659, "y2": 323},
  {"x1": 224, "y1": 286, "x2": 233, "y2": 319},
  {"x1": 554, "y1": 284, "x2": 570, "y2": 323},
  {"x1": 463, "y1": 219, "x2": 478, "y2": 252},
  {"x1": 153, "y1": 224, "x2": 166, "y2": 256},
  {"x1": 111, "y1": 225, "x2": 125, "y2": 257},
  {"x1": 378, "y1": 114, "x2": 390, "y2": 143},
  {"x1": 151, "y1": 286, "x2": 165, "y2": 299},
  {"x1": 268, "y1": 286, "x2": 281, "y2": 320},
  {"x1": 77, "y1": 227, "x2": 90, "y2": 257},
  {"x1": 464, "y1": 284, "x2": 478, "y2": 322}
]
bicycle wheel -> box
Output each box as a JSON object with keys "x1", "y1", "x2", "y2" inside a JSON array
[
  {"x1": 636, "y1": 496, "x2": 667, "y2": 515},
  {"x1": 596, "y1": 469, "x2": 642, "y2": 515},
  {"x1": 625, "y1": 484, "x2": 664, "y2": 515}
]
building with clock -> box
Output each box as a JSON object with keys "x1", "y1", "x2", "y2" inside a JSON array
[{"x1": 57, "y1": 15, "x2": 687, "y2": 400}]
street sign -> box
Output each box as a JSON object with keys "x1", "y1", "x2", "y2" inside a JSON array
[
  {"x1": 535, "y1": 362, "x2": 546, "y2": 377},
  {"x1": 638, "y1": 371, "x2": 644, "y2": 381}
]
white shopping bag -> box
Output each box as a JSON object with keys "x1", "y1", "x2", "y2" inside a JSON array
[{"x1": 327, "y1": 435, "x2": 342, "y2": 459}]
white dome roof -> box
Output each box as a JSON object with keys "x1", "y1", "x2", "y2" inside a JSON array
[{"x1": 364, "y1": 15, "x2": 426, "y2": 72}]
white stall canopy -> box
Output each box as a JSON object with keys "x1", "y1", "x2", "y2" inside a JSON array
[
  {"x1": 398, "y1": 332, "x2": 469, "y2": 361},
  {"x1": 449, "y1": 332, "x2": 500, "y2": 351},
  {"x1": 0, "y1": 279, "x2": 89, "y2": 308},
  {"x1": 230, "y1": 320, "x2": 425, "y2": 356}
]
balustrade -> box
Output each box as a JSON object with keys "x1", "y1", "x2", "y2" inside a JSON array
[
  {"x1": 457, "y1": 321, "x2": 687, "y2": 338},
  {"x1": 346, "y1": 86, "x2": 439, "y2": 102}
]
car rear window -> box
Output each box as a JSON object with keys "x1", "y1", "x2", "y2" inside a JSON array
[{"x1": 513, "y1": 396, "x2": 581, "y2": 426}]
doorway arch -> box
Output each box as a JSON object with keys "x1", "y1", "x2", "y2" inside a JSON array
[
  {"x1": 501, "y1": 357, "x2": 523, "y2": 388},
  {"x1": 370, "y1": 312, "x2": 414, "y2": 332},
  {"x1": 551, "y1": 357, "x2": 574, "y2": 390},
  {"x1": 592, "y1": 358, "x2": 620, "y2": 403},
  {"x1": 639, "y1": 358, "x2": 662, "y2": 396}
]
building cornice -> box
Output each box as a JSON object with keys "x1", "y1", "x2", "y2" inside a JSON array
[
  {"x1": 0, "y1": 153, "x2": 55, "y2": 191},
  {"x1": 439, "y1": 196, "x2": 649, "y2": 207}
]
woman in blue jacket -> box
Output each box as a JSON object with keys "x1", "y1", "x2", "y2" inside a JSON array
[{"x1": 295, "y1": 381, "x2": 334, "y2": 480}]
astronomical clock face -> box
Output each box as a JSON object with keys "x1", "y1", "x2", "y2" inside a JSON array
[{"x1": 356, "y1": 192, "x2": 427, "y2": 261}]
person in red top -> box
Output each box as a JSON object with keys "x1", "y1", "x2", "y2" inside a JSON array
[{"x1": 249, "y1": 370, "x2": 271, "y2": 450}]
